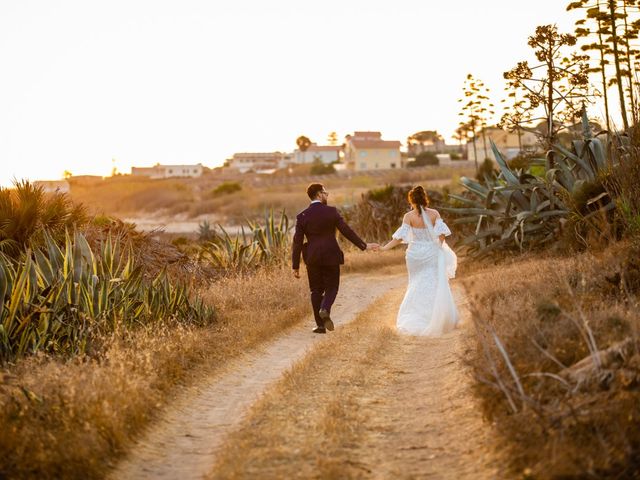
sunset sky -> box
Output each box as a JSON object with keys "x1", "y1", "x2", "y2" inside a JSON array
[{"x1": 0, "y1": 1, "x2": 592, "y2": 186}]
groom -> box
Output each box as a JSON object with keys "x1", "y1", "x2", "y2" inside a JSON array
[{"x1": 292, "y1": 183, "x2": 378, "y2": 334}]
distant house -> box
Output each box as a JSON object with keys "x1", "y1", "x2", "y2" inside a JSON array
[
  {"x1": 34, "y1": 180, "x2": 70, "y2": 193},
  {"x1": 467, "y1": 128, "x2": 538, "y2": 163},
  {"x1": 344, "y1": 131, "x2": 402, "y2": 171},
  {"x1": 131, "y1": 164, "x2": 203, "y2": 179},
  {"x1": 228, "y1": 152, "x2": 293, "y2": 173},
  {"x1": 294, "y1": 144, "x2": 341, "y2": 164}
]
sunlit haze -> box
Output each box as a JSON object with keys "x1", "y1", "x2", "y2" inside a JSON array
[{"x1": 0, "y1": 1, "x2": 586, "y2": 185}]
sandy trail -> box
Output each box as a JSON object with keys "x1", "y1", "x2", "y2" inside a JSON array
[
  {"x1": 109, "y1": 273, "x2": 406, "y2": 480},
  {"x1": 354, "y1": 285, "x2": 501, "y2": 478}
]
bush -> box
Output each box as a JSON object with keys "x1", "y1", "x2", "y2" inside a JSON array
[
  {"x1": 408, "y1": 151, "x2": 439, "y2": 167},
  {"x1": 342, "y1": 185, "x2": 444, "y2": 242},
  {"x1": 475, "y1": 158, "x2": 497, "y2": 182},
  {"x1": 0, "y1": 180, "x2": 87, "y2": 256},
  {"x1": 211, "y1": 181, "x2": 242, "y2": 197},
  {"x1": 507, "y1": 154, "x2": 531, "y2": 171},
  {"x1": 603, "y1": 134, "x2": 640, "y2": 237},
  {"x1": 309, "y1": 160, "x2": 336, "y2": 175}
]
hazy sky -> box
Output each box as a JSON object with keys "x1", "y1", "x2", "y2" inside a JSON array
[{"x1": 0, "y1": 1, "x2": 585, "y2": 185}]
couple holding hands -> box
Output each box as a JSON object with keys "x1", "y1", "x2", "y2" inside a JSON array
[{"x1": 292, "y1": 183, "x2": 458, "y2": 336}]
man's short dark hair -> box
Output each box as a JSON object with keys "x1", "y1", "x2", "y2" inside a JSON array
[{"x1": 307, "y1": 183, "x2": 324, "y2": 200}]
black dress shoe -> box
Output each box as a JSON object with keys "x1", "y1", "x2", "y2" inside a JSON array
[
  {"x1": 319, "y1": 309, "x2": 334, "y2": 331},
  {"x1": 312, "y1": 326, "x2": 327, "y2": 334}
]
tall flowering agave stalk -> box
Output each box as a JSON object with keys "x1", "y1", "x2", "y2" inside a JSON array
[{"x1": 444, "y1": 111, "x2": 613, "y2": 256}]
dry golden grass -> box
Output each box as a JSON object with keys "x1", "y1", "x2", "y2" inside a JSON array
[
  {"x1": 69, "y1": 175, "x2": 194, "y2": 216},
  {"x1": 207, "y1": 290, "x2": 400, "y2": 479},
  {"x1": 0, "y1": 266, "x2": 308, "y2": 480},
  {"x1": 68, "y1": 165, "x2": 473, "y2": 221},
  {"x1": 464, "y1": 241, "x2": 640, "y2": 478},
  {"x1": 341, "y1": 245, "x2": 406, "y2": 275}
]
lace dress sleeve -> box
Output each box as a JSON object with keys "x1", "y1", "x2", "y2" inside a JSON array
[
  {"x1": 434, "y1": 218, "x2": 452, "y2": 236},
  {"x1": 392, "y1": 222, "x2": 411, "y2": 243}
]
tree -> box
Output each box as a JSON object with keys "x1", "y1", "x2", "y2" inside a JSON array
[
  {"x1": 406, "y1": 130, "x2": 444, "y2": 156},
  {"x1": 503, "y1": 25, "x2": 591, "y2": 165},
  {"x1": 296, "y1": 135, "x2": 312, "y2": 164},
  {"x1": 453, "y1": 122, "x2": 476, "y2": 159},
  {"x1": 620, "y1": 0, "x2": 640, "y2": 123},
  {"x1": 570, "y1": 0, "x2": 613, "y2": 132},
  {"x1": 452, "y1": 124, "x2": 468, "y2": 156},
  {"x1": 568, "y1": 0, "x2": 640, "y2": 130},
  {"x1": 458, "y1": 74, "x2": 495, "y2": 171},
  {"x1": 327, "y1": 131, "x2": 338, "y2": 146},
  {"x1": 499, "y1": 88, "x2": 529, "y2": 152},
  {"x1": 63, "y1": 170, "x2": 73, "y2": 179}
]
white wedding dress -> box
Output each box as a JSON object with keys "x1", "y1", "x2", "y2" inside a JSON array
[{"x1": 392, "y1": 210, "x2": 459, "y2": 336}]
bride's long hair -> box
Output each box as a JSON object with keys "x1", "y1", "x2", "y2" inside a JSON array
[{"x1": 408, "y1": 185, "x2": 429, "y2": 215}]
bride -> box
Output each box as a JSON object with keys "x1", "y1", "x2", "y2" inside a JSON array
[{"x1": 380, "y1": 186, "x2": 459, "y2": 336}]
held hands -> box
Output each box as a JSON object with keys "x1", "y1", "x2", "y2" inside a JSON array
[{"x1": 366, "y1": 243, "x2": 380, "y2": 252}]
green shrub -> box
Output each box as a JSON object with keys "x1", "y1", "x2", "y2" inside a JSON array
[
  {"x1": 342, "y1": 185, "x2": 445, "y2": 242},
  {"x1": 367, "y1": 185, "x2": 396, "y2": 202},
  {"x1": 211, "y1": 181, "x2": 242, "y2": 197},
  {"x1": 309, "y1": 160, "x2": 336, "y2": 175},
  {"x1": 409, "y1": 151, "x2": 439, "y2": 167},
  {"x1": 475, "y1": 158, "x2": 497, "y2": 183},
  {"x1": 603, "y1": 134, "x2": 640, "y2": 238}
]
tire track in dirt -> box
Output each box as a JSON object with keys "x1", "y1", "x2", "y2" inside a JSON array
[{"x1": 109, "y1": 273, "x2": 406, "y2": 480}]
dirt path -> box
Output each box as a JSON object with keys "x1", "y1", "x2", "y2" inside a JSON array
[
  {"x1": 109, "y1": 273, "x2": 407, "y2": 480},
  {"x1": 111, "y1": 273, "x2": 500, "y2": 479},
  {"x1": 207, "y1": 283, "x2": 501, "y2": 479},
  {"x1": 354, "y1": 285, "x2": 501, "y2": 478}
]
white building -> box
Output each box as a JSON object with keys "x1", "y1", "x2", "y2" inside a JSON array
[
  {"x1": 228, "y1": 152, "x2": 293, "y2": 173},
  {"x1": 294, "y1": 144, "x2": 341, "y2": 164},
  {"x1": 131, "y1": 164, "x2": 204, "y2": 179}
]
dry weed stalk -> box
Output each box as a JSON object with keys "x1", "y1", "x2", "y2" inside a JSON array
[{"x1": 465, "y1": 244, "x2": 640, "y2": 477}]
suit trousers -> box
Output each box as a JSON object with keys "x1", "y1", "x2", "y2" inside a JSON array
[{"x1": 306, "y1": 264, "x2": 340, "y2": 328}]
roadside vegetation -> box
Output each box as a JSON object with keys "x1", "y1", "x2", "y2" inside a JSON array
[
  {"x1": 448, "y1": 5, "x2": 640, "y2": 476},
  {"x1": 0, "y1": 181, "x2": 407, "y2": 479}
]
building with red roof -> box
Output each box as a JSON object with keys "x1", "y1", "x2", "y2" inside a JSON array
[{"x1": 344, "y1": 131, "x2": 402, "y2": 171}]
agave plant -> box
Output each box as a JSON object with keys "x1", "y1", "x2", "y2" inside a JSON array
[
  {"x1": 198, "y1": 209, "x2": 291, "y2": 273},
  {"x1": 198, "y1": 225, "x2": 261, "y2": 272},
  {"x1": 0, "y1": 231, "x2": 214, "y2": 361},
  {"x1": 444, "y1": 111, "x2": 615, "y2": 256},
  {"x1": 248, "y1": 209, "x2": 290, "y2": 264}
]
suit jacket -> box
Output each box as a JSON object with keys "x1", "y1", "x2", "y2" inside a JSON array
[{"x1": 292, "y1": 202, "x2": 367, "y2": 270}]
